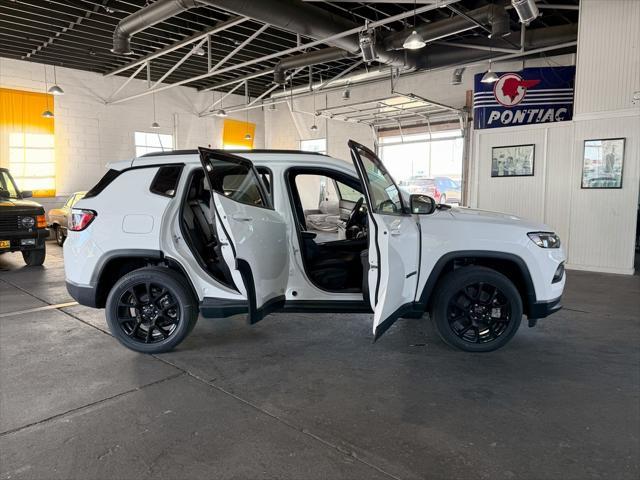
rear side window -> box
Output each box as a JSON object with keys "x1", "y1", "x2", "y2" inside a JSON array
[
  {"x1": 84, "y1": 169, "x2": 121, "y2": 199},
  {"x1": 150, "y1": 165, "x2": 183, "y2": 197}
]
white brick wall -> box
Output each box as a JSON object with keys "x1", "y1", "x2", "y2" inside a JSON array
[{"x1": 0, "y1": 57, "x2": 265, "y2": 201}]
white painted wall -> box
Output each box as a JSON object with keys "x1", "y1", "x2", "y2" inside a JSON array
[
  {"x1": 471, "y1": 0, "x2": 640, "y2": 275},
  {"x1": 263, "y1": 0, "x2": 639, "y2": 274},
  {"x1": 0, "y1": 57, "x2": 265, "y2": 210}
]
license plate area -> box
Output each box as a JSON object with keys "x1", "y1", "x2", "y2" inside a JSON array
[{"x1": 0, "y1": 240, "x2": 10, "y2": 250}]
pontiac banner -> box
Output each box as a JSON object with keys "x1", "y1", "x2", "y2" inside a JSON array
[{"x1": 473, "y1": 66, "x2": 575, "y2": 129}]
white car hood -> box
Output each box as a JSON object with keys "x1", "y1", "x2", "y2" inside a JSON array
[{"x1": 445, "y1": 207, "x2": 549, "y2": 231}]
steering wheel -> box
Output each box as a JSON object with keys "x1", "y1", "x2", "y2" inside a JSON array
[{"x1": 345, "y1": 196, "x2": 366, "y2": 230}]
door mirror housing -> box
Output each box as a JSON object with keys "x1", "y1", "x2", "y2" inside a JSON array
[
  {"x1": 0, "y1": 190, "x2": 9, "y2": 199},
  {"x1": 410, "y1": 194, "x2": 436, "y2": 215},
  {"x1": 21, "y1": 190, "x2": 33, "y2": 198}
]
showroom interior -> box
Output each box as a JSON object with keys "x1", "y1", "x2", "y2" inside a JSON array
[{"x1": 0, "y1": 0, "x2": 638, "y2": 479}]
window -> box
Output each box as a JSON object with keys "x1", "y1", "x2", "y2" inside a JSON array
[
  {"x1": 150, "y1": 165, "x2": 183, "y2": 197},
  {"x1": 300, "y1": 138, "x2": 327, "y2": 154},
  {"x1": 0, "y1": 170, "x2": 19, "y2": 198},
  {"x1": 354, "y1": 145, "x2": 404, "y2": 214},
  {"x1": 84, "y1": 169, "x2": 121, "y2": 199},
  {"x1": 134, "y1": 131, "x2": 173, "y2": 157},
  {"x1": 336, "y1": 181, "x2": 363, "y2": 203},
  {"x1": 206, "y1": 159, "x2": 267, "y2": 208},
  {"x1": 378, "y1": 129, "x2": 463, "y2": 204}
]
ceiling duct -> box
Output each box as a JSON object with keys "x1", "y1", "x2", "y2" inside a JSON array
[
  {"x1": 112, "y1": 0, "x2": 200, "y2": 55},
  {"x1": 274, "y1": 47, "x2": 356, "y2": 85}
]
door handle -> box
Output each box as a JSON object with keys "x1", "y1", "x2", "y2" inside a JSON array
[
  {"x1": 390, "y1": 229, "x2": 401, "y2": 236},
  {"x1": 231, "y1": 214, "x2": 253, "y2": 222}
]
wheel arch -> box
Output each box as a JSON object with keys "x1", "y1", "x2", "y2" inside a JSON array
[
  {"x1": 419, "y1": 251, "x2": 537, "y2": 317},
  {"x1": 92, "y1": 250, "x2": 197, "y2": 308}
]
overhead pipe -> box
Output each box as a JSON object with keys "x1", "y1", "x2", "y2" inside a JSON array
[
  {"x1": 273, "y1": 47, "x2": 357, "y2": 85},
  {"x1": 112, "y1": 0, "x2": 200, "y2": 55}
]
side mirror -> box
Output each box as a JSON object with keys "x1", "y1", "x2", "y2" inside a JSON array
[
  {"x1": 21, "y1": 190, "x2": 33, "y2": 198},
  {"x1": 410, "y1": 194, "x2": 436, "y2": 215},
  {"x1": 0, "y1": 190, "x2": 9, "y2": 199}
]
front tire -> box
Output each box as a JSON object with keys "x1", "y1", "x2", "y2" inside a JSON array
[
  {"x1": 22, "y1": 246, "x2": 46, "y2": 266},
  {"x1": 106, "y1": 267, "x2": 198, "y2": 354},
  {"x1": 430, "y1": 266, "x2": 522, "y2": 352}
]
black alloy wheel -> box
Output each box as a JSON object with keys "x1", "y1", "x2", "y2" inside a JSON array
[
  {"x1": 117, "y1": 282, "x2": 181, "y2": 344},
  {"x1": 430, "y1": 266, "x2": 522, "y2": 352},
  {"x1": 106, "y1": 267, "x2": 198, "y2": 353},
  {"x1": 446, "y1": 282, "x2": 511, "y2": 344}
]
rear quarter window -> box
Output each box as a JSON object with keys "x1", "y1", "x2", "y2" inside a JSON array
[
  {"x1": 84, "y1": 169, "x2": 121, "y2": 199},
  {"x1": 150, "y1": 165, "x2": 184, "y2": 197}
]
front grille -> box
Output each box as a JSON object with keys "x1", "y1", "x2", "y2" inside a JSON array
[{"x1": 0, "y1": 215, "x2": 21, "y2": 232}]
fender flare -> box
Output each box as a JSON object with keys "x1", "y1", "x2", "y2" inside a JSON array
[{"x1": 418, "y1": 250, "x2": 537, "y2": 315}]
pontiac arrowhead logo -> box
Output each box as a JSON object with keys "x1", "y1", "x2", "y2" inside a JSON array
[{"x1": 494, "y1": 73, "x2": 541, "y2": 107}]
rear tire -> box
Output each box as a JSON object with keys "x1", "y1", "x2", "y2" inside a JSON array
[
  {"x1": 430, "y1": 266, "x2": 522, "y2": 352},
  {"x1": 105, "y1": 266, "x2": 198, "y2": 354},
  {"x1": 55, "y1": 225, "x2": 66, "y2": 246},
  {"x1": 22, "y1": 246, "x2": 46, "y2": 266}
]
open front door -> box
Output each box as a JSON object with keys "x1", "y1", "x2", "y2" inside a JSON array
[
  {"x1": 198, "y1": 148, "x2": 289, "y2": 324},
  {"x1": 348, "y1": 140, "x2": 421, "y2": 340}
]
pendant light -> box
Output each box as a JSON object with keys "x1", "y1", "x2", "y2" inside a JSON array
[
  {"x1": 310, "y1": 69, "x2": 318, "y2": 132},
  {"x1": 403, "y1": 0, "x2": 426, "y2": 50},
  {"x1": 48, "y1": 65, "x2": 64, "y2": 95},
  {"x1": 244, "y1": 80, "x2": 252, "y2": 141},
  {"x1": 151, "y1": 91, "x2": 160, "y2": 128},
  {"x1": 481, "y1": 43, "x2": 499, "y2": 83},
  {"x1": 42, "y1": 65, "x2": 54, "y2": 118},
  {"x1": 215, "y1": 90, "x2": 227, "y2": 116}
]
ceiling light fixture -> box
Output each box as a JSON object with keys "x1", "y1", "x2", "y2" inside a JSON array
[
  {"x1": 403, "y1": 0, "x2": 426, "y2": 50},
  {"x1": 310, "y1": 124, "x2": 318, "y2": 131},
  {"x1": 342, "y1": 86, "x2": 351, "y2": 100},
  {"x1": 481, "y1": 63, "x2": 499, "y2": 83},
  {"x1": 48, "y1": 65, "x2": 64, "y2": 95},
  {"x1": 511, "y1": 0, "x2": 540, "y2": 25},
  {"x1": 216, "y1": 109, "x2": 227, "y2": 117},
  {"x1": 151, "y1": 91, "x2": 160, "y2": 128},
  {"x1": 42, "y1": 65, "x2": 54, "y2": 118},
  {"x1": 193, "y1": 45, "x2": 205, "y2": 56},
  {"x1": 244, "y1": 80, "x2": 252, "y2": 144}
]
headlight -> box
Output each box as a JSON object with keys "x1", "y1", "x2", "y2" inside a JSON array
[
  {"x1": 21, "y1": 216, "x2": 35, "y2": 229},
  {"x1": 528, "y1": 232, "x2": 561, "y2": 248}
]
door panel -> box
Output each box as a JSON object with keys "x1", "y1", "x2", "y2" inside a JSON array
[
  {"x1": 198, "y1": 148, "x2": 289, "y2": 324},
  {"x1": 348, "y1": 140, "x2": 421, "y2": 340}
]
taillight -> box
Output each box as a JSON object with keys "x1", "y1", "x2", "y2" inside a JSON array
[
  {"x1": 36, "y1": 215, "x2": 47, "y2": 228},
  {"x1": 69, "y1": 209, "x2": 97, "y2": 231}
]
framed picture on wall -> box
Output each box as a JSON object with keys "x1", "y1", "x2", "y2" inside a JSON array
[
  {"x1": 581, "y1": 138, "x2": 625, "y2": 189},
  {"x1": 491, "y1": 144, "x2": 535, "y2": 177}
]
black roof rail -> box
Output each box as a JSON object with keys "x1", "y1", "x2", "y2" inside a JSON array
[{"x1": 138, "y1": 149, "x2": 326, "y2": 158}]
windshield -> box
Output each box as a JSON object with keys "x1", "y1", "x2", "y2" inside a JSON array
[{"x1": 0, "y1": 171, "x2": 19, "y2": 199}]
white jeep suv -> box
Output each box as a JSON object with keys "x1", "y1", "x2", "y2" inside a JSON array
[{"x1": 64, "y1": 141, "x2": 565, "y2": 353}]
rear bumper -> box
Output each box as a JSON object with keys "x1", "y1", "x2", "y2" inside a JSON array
[
  {"x1": 528, "y1": 296, "x2": 562, "y2": 319},
  {"x1": 66, "y1": 280, "x2": 98, "y2": 308}
]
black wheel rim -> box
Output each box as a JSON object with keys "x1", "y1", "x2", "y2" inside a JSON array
[
  {"x1": 116, "y1": 282, "x2": 181, "y2": 344},
  {"x1": 446, "y1": 282, "x2": 512, "y2": 344}
]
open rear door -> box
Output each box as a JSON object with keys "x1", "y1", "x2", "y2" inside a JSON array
[
  {"x1": 348, "y1": 140, "x2": 421, "y2": 340},
  {"x1": 198, "y1": 147, "x2": 289, "y2": 324}
]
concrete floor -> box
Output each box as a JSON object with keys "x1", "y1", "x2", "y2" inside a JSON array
[{"x1": 1, "y1": 243, "x2": 638, "y2": 480}]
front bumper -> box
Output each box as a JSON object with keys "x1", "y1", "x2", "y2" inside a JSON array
[
  {"x1": 528, "y1": 296, "x2": 562, "y2": 322},
  {"x1": 0, "y1": 228, "x2": 48, "y2": 253}
]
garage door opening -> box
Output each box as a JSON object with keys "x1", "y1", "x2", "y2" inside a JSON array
[{"x1": 378, "y1": 128, "x2": 464, "y2": 205}]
